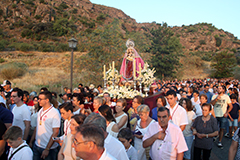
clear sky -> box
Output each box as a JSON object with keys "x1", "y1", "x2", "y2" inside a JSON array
[{"x1": 90, "y1": 0, "x2": 240, "y2": 39}]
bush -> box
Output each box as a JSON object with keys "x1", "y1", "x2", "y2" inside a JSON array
[
  {"x1": 21, "y1": 29, "x2": 33, "y2": 38},
  {"x1": 187, "y1": 27, "x2": 198, "y2": 33},
  {"x1": 0, "y1": 58, "x2": 4, "y2": 63},
  {"x1": 199, "y1": 40, "x2": 206, "y2": 45},
  {"x1": 0, "y1": 40, "x2": 9, "y2": 51},
  {"x1": 206, "y1": 32, "x2": 211, "y2": 36},
  {"x1": 72, "y1": 8, "x2": 78, "y2": 14},
  {"x1": 12, "y1": 4, "x2": 17, "y2": 8},
  {"x1": 58, "y1": 2, "x2": 69, "y2": 10},
  {"x1": 214, "y1": 35, "x2": 222, "y2": 47},
  {"x1": 0, "y1": 9, "x2": 3, "y2": 16},
  {"x1": 35, "y1": 15, "x2": 41, "y2": 19},
  {"x1": 55, "y1": 43, "x2": 69, "y2": 52},
  {"x1": 40, "y1": 0, "x2": 45, "y2": 3},
  {"x1": 0, "y1": 62, "x2": 28, "y2": 79},
  {"x1": 19, "y1": 43, "x2": 34, "y2": 51}
]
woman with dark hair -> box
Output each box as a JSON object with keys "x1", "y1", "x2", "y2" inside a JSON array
[
  {"x1": 179, "y1": 98, "x2": 196, "y2": 160},
  {"x1": 99, "y1": 105, "x2": 119, "y2": 138},
  {"x1": 58, "y1": 114, "x2": 86, "y2": 160},
  {"x1": 151, "y1": 96, "x2": 166, "y2": 121},
  {"x1": 192, "y1": 103, "x2": 219, "y2": 160}
]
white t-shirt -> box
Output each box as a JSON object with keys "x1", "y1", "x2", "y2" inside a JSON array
[
  {"x1": 60, "y1": 119, "x2": 72, "y2": 140},
  {"x1": 126, "y1": 145, "x2": 138, "y2": 160},
  {"x1": 194, "y1": 104, "x2": 203, "y2": 117},
  {"x1": 166, "y1": 103, "x2": 188, "y2": 127},
  {"x1": 73, "y1": 108, "x2": 81, "y2": 115},
  {"x1": 212, "y1": 94, "x2": 231, "y2": 117},
  {"x1": 35, "y1": 106, "x2": 61, "y2": 149},
  {"x1": 104, "y1": 134, "x2": 129, "y2": 160},
  {"x1": 191, "y1": 97, "x2": 200, "y2": 106},
  {"x1": 99, "y1": 149, "x2": 117, "y2": 160},
  {"x1": 12, "y1": 104, "x2": 31, "y2": 136},
  {"x1": 183, "y1": 111, "x2": 196, "y2": 137},
  {"x1": 0, "y1": 95, "x2": 6, "y2": 106},
  {"x1": 8, "y1": 141, "x2": 33, "y2": 160},
  {"x1": 115, "y1": 112, "x2": 128, "y2": 130},
  {"x1": 143, "y1": 121, "x2": 188, "y2": 160}
]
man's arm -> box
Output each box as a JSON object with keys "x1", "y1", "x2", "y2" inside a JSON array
[
  {"x1": 228, "y1": 140, "x2": 238, "y2": 160},
  {"x1": 176, "y1": 152, "x2": 184, "y2": 160},
  {"x1": 0, "y1": 140, "x2": 5, "y2": 157},
  {"x1": 142, "y1": 131, "x2": 165, "y2": 148},
  {"x1": 224, "y1": 103, "x2": 233, "y2": 117},
  {"x1": 4, "y1": 123, "x2": 12, "y2": 129},
  {"x1": 210, "y1": 95, "x2": 220, "y2": 106},
  {"x1": 23, "y1": 120, "x2": 30, "y2": 140},
  {"x1": 179, "y1": 125, "x2": 186, "y2": 131},
  {"x1": 29, "y1": 128, "x2": 36, "y2": 148},
  {"x1": 41, "y1": 128, "x2": 59, "y2": 159}
]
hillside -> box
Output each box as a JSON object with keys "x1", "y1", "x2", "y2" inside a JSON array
[{"x1": 0, "y1": 0, "x2": 240, "y2": 52}]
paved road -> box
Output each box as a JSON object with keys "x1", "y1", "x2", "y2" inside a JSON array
[{"x1": 210, "y1": 134, "x2": 232, "y2": 160}]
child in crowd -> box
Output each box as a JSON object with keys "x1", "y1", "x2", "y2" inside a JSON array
[
  {"x1": 227, "y1": 94, "x2": 240, "y2": 138},
  {"x1": 3, "y1": 126, "x2": 33, "y2": 160},
  {"x1": 117, "y1": 128, "x2": 137, "y2": 160}
]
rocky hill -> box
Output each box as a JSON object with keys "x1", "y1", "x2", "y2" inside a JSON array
[{"x1": 0, "y1": 0, "x2": 240, "y2": 53}]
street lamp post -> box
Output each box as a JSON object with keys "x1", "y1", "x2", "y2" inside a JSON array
[{"x1": 68, "y1": 38, "x2": 78, "y2": 93}]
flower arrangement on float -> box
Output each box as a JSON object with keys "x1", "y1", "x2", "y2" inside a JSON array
[
  {"x1": 99, "y1": 86, "x2": 143, "y2": 99},
  {"x1": 137, "y1": 62, "x2": 156, "y2": 87},
  {"x1": 105, "y1": 64, "x2": 122, "y2": 85}
]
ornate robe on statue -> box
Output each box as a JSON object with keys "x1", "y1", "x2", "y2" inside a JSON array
[{"x1": 120, "y1": 47, "x2": 144, "y2": 83}]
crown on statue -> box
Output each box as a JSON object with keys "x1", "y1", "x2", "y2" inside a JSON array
[{"x1": 126, "y1": 39, "x2": 135, "y2": 48}]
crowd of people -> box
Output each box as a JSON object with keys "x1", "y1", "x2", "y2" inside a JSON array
[{"x1": 0, "y1": 78, "x2": 240, "y2": 160}]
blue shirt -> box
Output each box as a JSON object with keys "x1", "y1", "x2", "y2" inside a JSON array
[
  {"x1": 151, "y1": 107, "x2": 158, "y2": 121},
  {"x1": 199, "y1": 91, "x2": 213, "y2": 103},
  {"x1": 0, "y1": 105, "x2": 13, "y2": 124}
]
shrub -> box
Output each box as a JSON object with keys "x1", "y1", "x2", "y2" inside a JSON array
[
  {"x1": 58, "y1": 2, "x2": 69, "y2": 10},
  {"x1": 206, "y1": 32, "x2": 211, "y2": 36},
  {"x1": 40, "y1": 0, "x2": 45, "y2": 3},
  {"x1": 0, "y1": 62, "x2": 28, "y2": 79},
  {"x1": 199, "y1": 40, "x2": 206, "y2": 45},
  {"x1": 12, "y1": 4, "x2": 17, "y2": 8},
  {"x1": 21, "y1": 29, "x2": 33, "y2": 38},
  {"x1": 0, "y1": 58, "x2": 4, "y2": 63},
  {"x1": 187, "y1": 27, "x2": 198, "y2": 33},
  {"x1": 72, "y1": 8, "x2": 78, "y2": 14},
  {"x1": 96, "y1": 14, "x2": 106, "y2": 21},
  {"x1": 55, "y1": 43, "x2": 69, "y2": 52},
  {"x1": 0, "y1": 9, "x2": 3, "y2": 16},
  {"x1": 19, "y1": 43, "x2": 34, "y2": 51},
  {"x1": 35, "y1": 15, "x2": 41, "y2": 19},
  {"x1": 214, "y1": 35, "x2": 222, "y2": 47}
]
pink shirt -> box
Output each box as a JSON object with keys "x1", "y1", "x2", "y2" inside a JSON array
[{"x1": 143, "y1": 121, "x2": 188, "y2": 160}]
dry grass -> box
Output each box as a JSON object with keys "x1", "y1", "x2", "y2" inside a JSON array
[{"x1": 0, "y1": 51, "x2": 238, "y2": 94}]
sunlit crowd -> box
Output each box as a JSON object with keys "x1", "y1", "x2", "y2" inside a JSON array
[{"x1": 0, "y1": 78, "x2": 240, "y2": 160}]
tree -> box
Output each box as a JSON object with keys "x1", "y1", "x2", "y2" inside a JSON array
[
  {"x1": 77, "y1": 19, "x2": 125, "y2": 83},
  {"x1": 147, "y1": 23, "x2": 182, "y2": 79},
  {"x1": 211, "y1": 51, "x2": 237, "y2": 78}
]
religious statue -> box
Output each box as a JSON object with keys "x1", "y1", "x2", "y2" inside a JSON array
[{"x1": 120, "y1": 39, "x2": 144, "y2": 83}]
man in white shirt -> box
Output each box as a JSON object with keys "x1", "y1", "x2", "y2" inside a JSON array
[
  {"x1": 84, "y1": 113, "x2": 129, "y2": 160},
  {"x1": 59, "y1": 102, "x2": 74, "y2": 140},
  {"x1": 211, "y1": 85, "x2": 233, "y2": 147},
  {"x1": 11, "y1": 88, "x2": 31, "y2": 140},
  {"x1": 165, "y1": 90, "x2": 188, "y2": 131},
  {"x1": 3, "y1": 126, "x2": 33, "y2": 160},
  {"x1": 73, "y1": 124, "x2": 116, "y2": 160},
  {"x1": 143, "y1": 107, "x2": 188, "y2": 160},
  {"x1": 30, "y1": 91, "x2": 61, "y2": 160}
]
